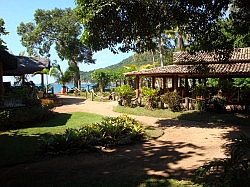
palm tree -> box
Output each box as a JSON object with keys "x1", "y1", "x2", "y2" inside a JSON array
[{"x1": 49, "y1": 64, "x2": 74, "y2": 93}]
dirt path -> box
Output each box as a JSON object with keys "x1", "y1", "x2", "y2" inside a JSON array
[{"x1": 1, "y1": 94, "x2": 249, "y2": 186}]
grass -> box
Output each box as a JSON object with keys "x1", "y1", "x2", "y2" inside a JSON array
[
  {"x1": 0, "y1": 111, "x2": 163, "y2": 167},
  {"x1": 0, "y1": 112, "x2": 104, "y2": 167},
  {"x1": 54, "y1": 177, "x2": 202, "y2": 187},
  {"x1": 113, "y1": 105, "x2": 250, "y2": 125}
]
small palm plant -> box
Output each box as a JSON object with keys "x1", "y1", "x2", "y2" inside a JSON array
[{"x1": 49, "y1": 64, "x2": 74, "y2": 93}]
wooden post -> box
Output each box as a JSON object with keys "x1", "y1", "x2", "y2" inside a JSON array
[
  {"x1": 173, "y1": 76, "x2": 178, "y2": 91},
  {"x1": 135, "y1": 75, "x2": 140, "y2": 98},
  {"x1": 192, "y1": 78, "x2": 196, "y2": 88},
  {"x1": 91, "y1": 91, "x2": 93, "y2": 101},
  {"x1": 185, "y1": 97, "x2": 189, "y2": 110},
  {"x1": 184, "y1": 76, "x2": 189, "y2": 97},
  {"x1": 41, "y1": 74, "x2": 44, "y2": 87},
  {"x1": 152, "y1": 77, "x2": 155, "y2": 89},
  {"x1": 172, "y1": 76, "x2": 174, "y2": 91},
  {"x1": 163, "y1": 77, "x2": 166, "y2": 91},
  {"x1": 0, "y1": 61, "x2": 3, "y2": 96}
]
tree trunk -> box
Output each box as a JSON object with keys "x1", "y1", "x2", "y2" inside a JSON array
[
  {"x1": 159, "y1": 35, "x2": 164, "y2": 67},
  {"x1": 70, "y1": 60, "x2": 80, "y2": 89},
  {"x1": 178, "y1": 32, "x2": 185, "y2": 51},
  {"x1": 74, "y1": 70, "x2": 80, "y2": 89}
]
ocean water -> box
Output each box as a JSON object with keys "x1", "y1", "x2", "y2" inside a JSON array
[{"x1": 37, "y1": 83, "x2": 96, "y2": 93}]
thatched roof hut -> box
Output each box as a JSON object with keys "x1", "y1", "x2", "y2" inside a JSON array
[
  {"x1": 3, "y1": 56, "x2": 50, "y2": 76},
  {"x1": 0, "y1": 51, "x2": 50, "y2": 95}
]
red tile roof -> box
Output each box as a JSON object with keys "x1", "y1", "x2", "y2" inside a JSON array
[
  {"x1": 125, "y1": 47, "x2": 250, "y2": 78},
  {"x1": 173, "y1": 47, "x2": 250, "y2": 64}
]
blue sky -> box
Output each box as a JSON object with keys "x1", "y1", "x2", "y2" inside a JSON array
[{"x1": 0, "y1": 0, "x2": 133, "y2": 84}]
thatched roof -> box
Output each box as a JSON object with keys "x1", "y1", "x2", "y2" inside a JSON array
[
  {"x1": 3, "y1": 56, "x2": 50, "y2": 76},
  {"x1": 0, "y1": 50, "x2": 18, "y2": 70},
  {"x1": 125, "y1": 47, "x2": 250, "y2": 78}
]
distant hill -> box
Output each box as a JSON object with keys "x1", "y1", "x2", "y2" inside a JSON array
[{"x1": 80, "y1": 51, "x2": 173, "y2": 82}]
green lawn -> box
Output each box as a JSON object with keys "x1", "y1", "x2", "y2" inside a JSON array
[
  {"x1": 0, "y1": 111, "x2": 163, "y2": 167},
  {"x1": 0, "y1": 112, "x2": 104, "y2": 167},
  {"x1": 113, "y1": 105, "x2": 250, "y2": 126}
]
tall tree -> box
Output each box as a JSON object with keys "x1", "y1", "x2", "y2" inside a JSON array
[
  {"x1": 229, "y1": 0, "x2": 250, "y2": 47},
  {"x1": 17, "y1": 8, "x2": 95, "y2": 88},
  {"x1": 0, "y1": 18, "x2": 9, "y2": 50},
  {"x1": 75, "y1": 0, "x2": 230, "y2": 54}
]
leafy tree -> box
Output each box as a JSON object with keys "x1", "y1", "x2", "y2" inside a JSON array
[
  {"x1": 91, "y1": 69, "x2": 110, "y2": 92},
  {"x1": 229, "y1": 0, "x2": 250, "y2": 47},
  {"x1": 75, "y1": 0, "x2": 230, "y2": 53},
  {"x1": 0, "y1": 18, "x2": 9, "y2": 50},
  {"x1": 190, "y1": 0, "x2": 250, "y2": 53},
  {"x1": 17, "y1": 8, "x2": 95, "y2": 88},
  {"x1": 233, "y1": 78, "x2": 250, "y2": 88}
]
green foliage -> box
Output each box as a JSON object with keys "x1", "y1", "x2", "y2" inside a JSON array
[
  {"x1": 49, "y1": 64, "x2": 74, "y2": 86},
  {"x1": 211, "y1": 94, "x2": 226, "y2": 113},
  {"x1": 0, "y1": 18, "x2": 9, "y2": 50},
  {"x1": 91, "y1": 70, "x2": 111, "y2": 92},
  {"x1": 39, "y1": 114, "x2": 145, "y2": 155},
  {"x1": 160, "y1": 91, "x2": 182, "y2": 112},
  {"x1": 115, "y1": 85, "x2": 135, "y2": 107},
  {"x1": 140, "y1": 87, "x2": 159, "y2": 110},
  {"x1": 233, "y1": 78, "x2": 250, "y2": 88},
  {"x1": 230, "y1": 0, "x2": 250, "y2": 47},
  {"x1": 191, "y1": 84, "x2": 210, "y2": 99},
  {"x1": 4, "y1": 86, "x2": 40, "y2": 106},
  {"x1": 75, "y1": 0, "x2": 229, "y2": 53},
  {"x1": 17, "y1": 8, "x2": 95, "y2": 87},
  {"x1": 80, "y1": 51, "x2": 174, "y2": 83},
  {"x1": 0, "y1": 104, "x2": 54, "y2": 130},
  {"x1": 195, "y1": 134, "x2": 250, "y2": 187}
]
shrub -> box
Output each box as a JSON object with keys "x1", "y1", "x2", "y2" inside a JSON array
[
  {"x1": 5, "y1": 86, "x2": 40, "y2": 106},
  {"x1": 39, "y1": 114, "x2": 145, "y2": 155},
  {"x1": 140, "y1": 87, "x2": 159, "y2": 110},
  {"x1": 161, "y1": 91, "x2": 182, "y2": 112},
  {"x1": 115, "y1": 85, "x2": 135, "y2": 107},
  {"x1": 0, "y1": 103, "x2": 55, "y2": 130},
  {"x1": 191, "y1": 84, "x2": 209, "y2": 99},
  {"x1": 211, "y1": 94, "x2": 226, "y2": 113}
]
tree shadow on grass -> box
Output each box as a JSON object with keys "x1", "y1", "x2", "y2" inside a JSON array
[
  {"x1": 177, "y1": 110, "x2": 250, "y2": 126},
  {"x1": 33, "y1": 112, "x2": 72, "y2": 128},
  {"x1": 0, "y1": 112, "x2": 72, "y2": 168},
  {"x1": 0, "y1": 132, "x2": 41, "y2": 168}
]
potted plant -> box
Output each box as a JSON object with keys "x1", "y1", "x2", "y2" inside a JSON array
[{"x1": 49, "y1": 64, "x2": 74, "y2": 94}]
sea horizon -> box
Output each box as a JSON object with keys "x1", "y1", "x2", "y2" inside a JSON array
[{"x1": 36, "y1": 83, "x2": 96, "y2": 93}]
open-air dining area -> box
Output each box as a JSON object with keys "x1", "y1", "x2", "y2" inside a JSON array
[{"x1": 124, "y1": 47, "x2": 250, "y2": 111}]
